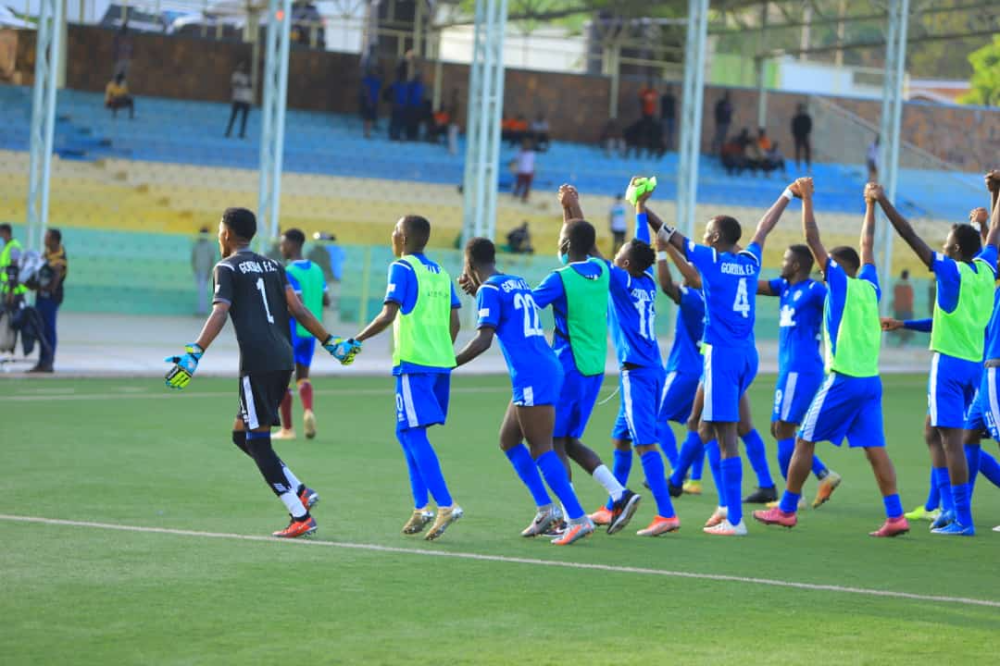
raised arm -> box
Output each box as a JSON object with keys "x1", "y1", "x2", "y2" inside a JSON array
[
  {"x1": 640, "y1": 201, "x2": 688, "y2": 252},
  {"x1": 799, "y1": 178, "x2": 829, "y2": 270},
  {"x1": 861, "y1": 185, "x2": 878, "y2": 267},
  {"x1": 654, "y1": 231, "x2": 682, "y2": 304},
  {"x1": 757, "y1": 279, "x2": 776, "y2": 296},
  {"x1": 986, "y1": 170, "x2": 1000, "y2": 249},
  {"x1": 749, "y1": 184, "x2": 794, "y2": 248},
  {"x1": 666, "y1": 243, "x2": 701, "y2": 289},
  {"x1": 873, "y1": 185, "x2": 933, "y2": 268},
  {"x1": 558, "y1": 184, "x2": 603, "y2": 259}
]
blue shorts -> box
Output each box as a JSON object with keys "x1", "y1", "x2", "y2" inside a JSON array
[
  {"x1": 702, "y1": 343, "x2": 758, "y2": 422},
  {"x1": 292, "y1": 334, "x2": 316, "y2": 368},
  {"x1": 964, "y1": 366, "x2": 1000, "y2": 439},
  {"x1": 658, "y1": 370, "x2": 701, "y2": 424},
  {"x1": 612, "y1": 365, "x2": 664, "y2": 446},
  {"x1": 928, "y1": 352, "x2": 981, "y2": 429},
  {"x1": 554, "y1": 359, "x2": 603, "y2": 439},
  {"x1": 513, "y1": 359, "x2": 564, "y2": 407},
  {"x1": 799, "y1": 373, "x2": 885, "y2": 447},
  {"x1": 772, "y1": 368, "x2": 825, "y2": 425},
  {"x1": 396, "y1": 372, "x2": 451, "y2": 432}
]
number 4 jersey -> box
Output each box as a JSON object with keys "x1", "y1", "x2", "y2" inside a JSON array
[
  {"x1": 214, "y1": 248, "x2": 295, "y2": 374},
  {"x1": 476, "y1": 273, "x2": 564, "y2": 405},
  {"x1": 604, "y1": 260, "x2": 662, "y2": 369},
  {"x1": 685, "y1": 240, "x2": 762, "y2": 347}
]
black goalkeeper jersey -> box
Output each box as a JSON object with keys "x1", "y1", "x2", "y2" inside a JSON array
[{"x1": 214, "y1": 248, "x2": 295, "y2": 374}]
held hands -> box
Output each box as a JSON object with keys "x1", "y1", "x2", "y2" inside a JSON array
[
  {"x1": 323, "y1": 335, "x2": 362, "y2": 365},
  {"x1": 791, "y1": 177, "x2": 813, "y2": 199},
  {"x1": 880, "y1": 318, "x2": 904, "y2": 332},
  {"x1": 970, "y1": 207, "x2": 989, "y2": 226},
  {"x1": 985, "y1": 170, "x2": 1000, "y2": 194},
  {"x1": 557, "y1": 184, "x2": 579, "y2": 210},
  {"x1": 164, "y1": 343, "x2": 204, "y2": 389},
  {"x1": 864, "y1": 182, "x2": 883, "y2": 204}
]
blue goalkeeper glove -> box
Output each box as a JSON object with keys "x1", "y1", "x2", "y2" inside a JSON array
[
  {"x1": 164, "y1": 343, "x2": 204, "y2": 389},
  {"x1": 323, "y1": 335, "x2": 362, "y2": 365}
]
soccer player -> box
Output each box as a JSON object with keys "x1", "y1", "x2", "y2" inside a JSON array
[
  {"x1": 454, "y1": 238, "x2": 595, "y2": 545},
  {"x1": 561, "y1": 182, "x2": 680, "y2": 536},
  {"x1": 531, "y1": 208, "x2": 642, "y2": 536},
  {"x1": 164, "y1": 208, "x2": 360, "y2": 538},
  {"x1": 274, "y1": 228, "x2": 330, "y2": 440},
  {"x1": 753, "y1": 180, "x2": 909, "y2": 537},
  {"x1": 353, "y1": 215, "x2": 464, "y2": 541},
  {"x1": 654, "y1": 185, "x2": 789, "y2": 535},
  {"x1": 874, "y1": 181, "x2": 997, "y2": 535},
  {"x1": 757, "y1": 244, "x2": 842, "y2": 508}
]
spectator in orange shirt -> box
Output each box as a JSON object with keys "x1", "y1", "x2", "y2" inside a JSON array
[{"x1": 638, "y1": 81, "x2": 657, "y2": 120}]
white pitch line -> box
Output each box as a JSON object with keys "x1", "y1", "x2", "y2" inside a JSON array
[
  {"x1": 0, "y1": 386, "x2": 513, "y2": 403},
  {"x1": 2, "y1": 514, "x2": 998, "y2": 609}
]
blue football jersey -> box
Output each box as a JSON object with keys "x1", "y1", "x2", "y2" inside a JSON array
[
  {"x1": 983, "y1": 286, "x2": 1000, "y2": 361},
  {"x1": 477, "y1": 274, "x2": 561, "y2": 388},
  {"x1": 769, "y1": 277, "x2": 826, "y2": 373},
  {"x1": 665, "y1": 286, "x2": 705, "y2": 375},
  {"x1": 685, "y1": 241, "x2": 762, "y2": 347},
  {"x1": 533, "y1": 259, "x2": 606, "y2": 365},
  {"x1": 605, "y1": 260, "x2": 661, "y2": 368}
]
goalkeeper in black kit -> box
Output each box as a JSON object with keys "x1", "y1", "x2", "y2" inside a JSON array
[{"x1": 164, "y1": 208, "x2": 361, "y2": 538}]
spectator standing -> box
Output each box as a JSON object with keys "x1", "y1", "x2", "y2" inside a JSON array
[
  {"x1": 711, "y1": 91, "x2": 732, "y2": 154},
  {"x1": 30, "y1": 228, "x2": 67, "y2": 373},
  {"x1": 609, "y1": 194, "x2": 627, "y2": 253},
  {"x1": 511, "y1": 139, "x2": 536, "y2": 202},
  {"x1": 867, "y1": 134, "x2": 880, "y2": 181},
  {"x1": 405, "y1": 72, "x2": 424, "y2": 140},
  {"x1": 506, "y1": 222, "x2": 534, "y2": 254},
  {"x1": 0, "y1": 223, "x2": 25, "y2": 305},
  {"x1": 530, "y1": 114, "x2": 550, "y2": 151},
  {"x1": 600, "y1": 118, "x2": 625, "y2": 157},
  {"x1": 507, "y1": 114, "x2": 529, "y2": 147},
  {"x1": 191, "y1": 227, "x2": 216, "y2": 316},
  {"x1": 384, "y1": 71, "x2": 408, "y2": 140},
  {"x1": 105, "y1": 73, "x2": 135, "y2": 119},
  {"x1": 112, "y1": 21, "x2": 133, "y2": 78},
  {"x1": 225, "y1": 61, "x2": 252, "y2": 139},
  {"x1": 791, "y1": 103, "x2": 812, "y2": 170},
  {"x1": 892, "y1": 269, "x2": 914, "y2": 346},
  {"x1": 360, "y1": 68, "x2": 381, "y2": 138},
  {"x1": 660, "y1": 85, "x2": 676, "y2": 151},
  {"x1": 638, "y1": 80, "x2": 657, "y2": 120}
]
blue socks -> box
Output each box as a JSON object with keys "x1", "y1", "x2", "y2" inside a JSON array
[
  {"x1": 505, "y1": 444, "x2": 551, "y2": 507},
  {"x1": 777, "y1": 437, "x2": 795, "y2": 479},
  {"x1": 706, "y1": 440, "x2": 726, "y2": 507},
  {"x1": 670, "y1": 431, "x2": 703, "y2": 487},
  {"x1": 883, "y1": 493, "x2": 903, "y2": 519},
  {"x1": 953, "y1": 483, "x2": 973, "y2": 527},
  {"x1": 742, "y1": 429, "x2": 774, "y2": 489},
  {"x1": 980, "y1": 449, "x2": 1000, "y2": 488},
  {"x1": 965, "y1": 445, "x2": 981, "y2": 489},
  {"x1": 779, "y1": 490, "x2": 801, "y2": 514},
  {"x1": 720, "y1": 456, "x2": 744, "y2": 525},
  {"x1": 399, "y1": 427, "x2": 452, "y2": 507},
  {"x1": 658, "y1": 423, "x2": 679, "y2": 469},
  {"x1": 691, "y1": 447, "x2": 705, "y2": 481},
  {"x1": 607, "y1": 448, "x2": 634, "y2": 510},
  {"x1": 923, "y1": 468, "x2": 940, "y2": 511},
  {"x1": 640, "y1": 449, "x2": 676, "y2": 518},
  {"x1": 537, "y1": 450, "x2": 584, "y2": 520},
  {"x1": 933, "y1": 467, "x2": 953, "y2": 513},
  {"x1": 811, "y1": 455, "x2": 828, "y2": 479},
  {"x1": 397, "y1": 433, "x2": 428, "y2": 508}
]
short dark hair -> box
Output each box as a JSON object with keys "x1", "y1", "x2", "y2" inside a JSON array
[
  {"x1": 0, "y1": 223, "x2": 11, "y2": 235},
  {"x1": 625, "y1": 239, "x2": 656, "y2": 273},
  {"x1": 565, "y1": 219, "x2": 596, "y2": 255},
  {"x1": 466, "y1": 237, "x2": 496, "y2": 267},
  {"x1": 789, "y1": 244, "x2": 813, "y2": 273},
  {"x1": 713, "y1": 215, "x2": 742, "y2": 244},
  {"x1": 901, "y1": 269, "x2": 910, "y2": 279},
  {"x1": 283, "y1": 228, "x2": 306, "y2": 247},
  {"x1": 401, "y1": 215, "x2": 431, "y2": 248},
  {"x1": 222, "y1": 207, "x2": 257, "y2": 241},
  {"x1": 830, "y1": 246, "x2": 861, "y2": 273},
  {"x1": 47, "y1": 228, "x2": 62, "y2": 244},
  {"x1": 951, "y1": 223, "x2": 982, "y2": 262}
]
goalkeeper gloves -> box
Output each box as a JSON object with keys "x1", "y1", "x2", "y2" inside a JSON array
[
  {"x1": 164, "y1": 343, "x2": 204, "y2": 390},
  {"x1": 625, "y1": 176, "x2": 657, "y2": 206},
  {"x1": 323, "y1": 335, "x2": 362, "y2": 365}
]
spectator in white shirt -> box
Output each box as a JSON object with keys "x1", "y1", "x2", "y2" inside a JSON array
[
  {"x1": 225, "y1": 62, "x2": 253, "y2": 139},
  {"x1": 511, "y1": 139, "x2": 536, "y2": 202}
]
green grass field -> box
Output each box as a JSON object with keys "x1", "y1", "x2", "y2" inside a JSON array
[{"x1": 3, "y1": 373, "x2": 999, "y2": 665}]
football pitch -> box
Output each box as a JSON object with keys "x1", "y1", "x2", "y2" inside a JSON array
[{"x1": 3, "y1": 373, "x2": 999, "y2": 665}]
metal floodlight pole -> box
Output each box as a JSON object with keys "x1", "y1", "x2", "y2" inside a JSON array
[
  {"x1": 25, "y1": 0, "x2": 64, "y2": 253},
  {"x1": 676, "y1": 0, "x2": 709, "y2": 237},
  {"x1": 877, "y1": 0, "x2": 909, "y2": 309},
  {"x1": 257, "y1": 0, "x2": 292, "y2": 251}
]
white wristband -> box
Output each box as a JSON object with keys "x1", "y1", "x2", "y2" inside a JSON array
[
  {"x1": 781, "y1": 188, "x2": 794, "y2": 202},
  {"x1": 657, "y1": 251, "x2": 669, "y2": 262}
]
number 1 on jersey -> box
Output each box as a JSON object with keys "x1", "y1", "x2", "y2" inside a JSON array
[
  {"x1": 256, "y1": 277, "x2": 275, "y2": 324},
  {"x1": 732, "y1": 277, "x2": 750, "y2": 318}
]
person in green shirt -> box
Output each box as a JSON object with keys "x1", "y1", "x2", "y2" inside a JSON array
[
  {"x1": 274, "y1": 229, "x2": 331, "y2": 441},
  {"x1": 354, "y1": 215, "x2": 464, "y2": 541},
  {"x1": 754, "y1": 178, "x2": 908, "y2": 538}
]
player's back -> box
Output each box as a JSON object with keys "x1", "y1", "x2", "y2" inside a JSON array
[
  {"x1": 772, "y1": 277, "x2": 825, "y2": 372},
  {"x1": 606, "y1": 263, "x2": 661, "y2": 368},
  {"x1": 665, "y1": 286, "x2": 704, "y2": 375},
  {"x1": 478, "y1": 274, "x2": 560, "y2": 384},
  {"x1": 687, "y1": 241, "x2": 761, "y2": 347},
  {"x1": 286, "y1": 259, "x2": 326, "y2": 338},
  {"x1": 215, "y1": 249, "x2": 294, "y2": 373}
]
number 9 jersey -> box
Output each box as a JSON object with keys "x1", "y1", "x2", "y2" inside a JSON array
[
  {"x1": 214, "y1": 248, "x2": 294, "y2": 374},
  {"x1": 476, "y1": 274, "x2": 564, "y2": 407}
]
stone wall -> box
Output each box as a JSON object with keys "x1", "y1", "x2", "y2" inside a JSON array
[{"x1": 8, "y1": 25, "x2": 999, "y2": 172}]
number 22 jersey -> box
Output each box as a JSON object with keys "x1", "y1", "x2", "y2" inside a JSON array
[{"x1": 685, "y1": 240, "x2": 762, "y2": 347}]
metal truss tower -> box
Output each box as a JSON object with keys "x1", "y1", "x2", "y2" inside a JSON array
[
  {"x1": 676, "y1": 0, "x2": 710, "y2": 237},
  {"x1": 257, "y1": 0, "x2": 293, "y2": 249}
]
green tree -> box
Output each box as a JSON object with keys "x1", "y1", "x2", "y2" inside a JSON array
[{"x1": 959, "y1": 36, "x2": 1000, "y2": 107}]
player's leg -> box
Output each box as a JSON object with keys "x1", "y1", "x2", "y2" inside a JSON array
[
  {"x1": 276, "y1": 388, "x2": 296, "y2": 439},
  {"x1": 701, "y1": 345, "x2": 748, "y2": 535},
  {"x1": 739, "y1": 392, "x2": 777, "y2": 503},
  {"x1": 518, "y1": 404, "x2": 593, "y2": 545},
  {"x1": 499, "y1": 400, "x2": 558, "y2": 536},
  {"x1": 657, "y1": 372, "x2": 681, "y2": 468},
  {"x1": 295, "y1": 336, "x2": 318, "y2": 439},
  {"x1": 668, "y1": 382, "x2": 706, "y2": 492},
  {"x1": 396, "y1": 429, "x2": 433, "y2": 535},
  {"x1": 659, "y1": 372, "x2": 701, "y2": 493},
  {"x1": 626, "y1": 368, "x2": 679, "y2": 536}
]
